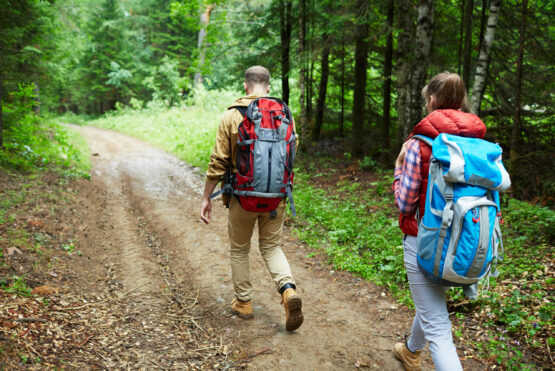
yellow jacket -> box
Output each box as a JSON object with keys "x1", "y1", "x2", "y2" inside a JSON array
[{"x1": 205, "y1": 94, "x2": 298, "y2": 184}]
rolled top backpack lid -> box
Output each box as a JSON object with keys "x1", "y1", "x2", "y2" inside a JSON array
[{"x1": 432, "y1": 133, "x2": 511, "y2": 192}]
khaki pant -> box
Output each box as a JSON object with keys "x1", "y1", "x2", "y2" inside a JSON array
[{"x1": 228, "y1": 196, "x2": 295, "y2": 301}]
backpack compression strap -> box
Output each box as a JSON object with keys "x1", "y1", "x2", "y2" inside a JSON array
[{"x1": 209, "y1": 106, "x2": 249, "y2": 200}]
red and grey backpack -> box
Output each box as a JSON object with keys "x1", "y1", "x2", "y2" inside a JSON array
[{"x1": 211, "y1": 97, "x2": 297, "y2": 217}]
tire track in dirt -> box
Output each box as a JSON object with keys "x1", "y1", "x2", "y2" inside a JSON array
[
  {"x1": 75, "y1": 126, "x2": 235, "y2": 369},
  {"x1": 75, "y1": 125, "x2": 480, "y2": 370}
]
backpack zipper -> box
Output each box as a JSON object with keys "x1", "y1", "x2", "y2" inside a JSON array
[{"x1": 267, "y1": 146, "x2": 272, "y2": 193}]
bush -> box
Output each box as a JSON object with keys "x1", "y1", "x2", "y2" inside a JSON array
[{"x1": 1, "y1": 84, "x2": 90, "y2": 177}]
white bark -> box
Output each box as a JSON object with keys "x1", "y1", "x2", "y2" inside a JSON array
[
  {"x1": 470, "y1": 0, "x2": 501, "y2": 114},
  {"x1": 194, "y1": 5, "x2": 215, "y2": 86}
]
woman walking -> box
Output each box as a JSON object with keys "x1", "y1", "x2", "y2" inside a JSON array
[{"x1": 392, "y1": 72, "x2": 487, "y2": 371}]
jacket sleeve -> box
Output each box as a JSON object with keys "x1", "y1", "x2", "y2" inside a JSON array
[{"x1": 205, "y1": 111, "x2": 233, "y2": 184}]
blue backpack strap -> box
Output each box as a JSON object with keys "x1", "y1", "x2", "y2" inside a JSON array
[{"x1": 411, "y1": 134, "x2": 433, "y2": 146}]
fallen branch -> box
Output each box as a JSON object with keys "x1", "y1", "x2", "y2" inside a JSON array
[
  {"x1": 547, "y1": 340, "x2": 555, "y2": 367},
  {"x1": 15, "y1": 317, "x2": 47, "y2": 323},
  {"x1": 190, "y1": 318, "x2": 204, "y2": 332},
  {"x1": 242, "y1": 347, "x2": 272, "y2": 361},
  {"x1": 76, "y1": 334, "x2": 93, "y2": 348}
]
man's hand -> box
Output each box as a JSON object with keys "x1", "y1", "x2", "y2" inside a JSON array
[
  {"x1": 201, "y1": 182, "x2": 218, "y2": 224},
  {"x1": 200, "y1": 197, "x2": 212, "y2": 224},
  {"x1": 395, "y1": 140, "x2": 411, "y2": 169}
]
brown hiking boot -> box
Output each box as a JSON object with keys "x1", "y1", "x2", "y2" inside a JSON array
[
  {"x1": 394, "y1": 342, "x2": 422, "y2": 371},
  {"x1": 281, "y1": 288, "x2": 303, "y2": 331},
  {"x1": 230, "y1": 298, "x2": 254, "y2": 319}
]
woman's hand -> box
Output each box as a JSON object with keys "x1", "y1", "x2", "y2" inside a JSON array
[{"x1": 395, "y1": 140, "x2": 410, "y2": 168}]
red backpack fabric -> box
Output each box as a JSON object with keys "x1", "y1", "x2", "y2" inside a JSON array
[{"x1": 212, "y1": 97, "x2": 296, "y2": 216}]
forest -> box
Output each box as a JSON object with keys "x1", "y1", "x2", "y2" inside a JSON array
[
  {"x1": 2, "y1": 0, "x2": 554, "y2": 202},
  {"x1": 0, "y1": 0, "x2": 554, "y2": 369}
]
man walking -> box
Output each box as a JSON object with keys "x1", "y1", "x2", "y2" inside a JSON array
[{"x1": 200, "y1": 66, "x2": 303, "y2": 331}]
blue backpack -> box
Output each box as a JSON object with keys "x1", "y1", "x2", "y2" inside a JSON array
[{"x1": 413, "y1": 133, "x2": 511, "y2": 287}]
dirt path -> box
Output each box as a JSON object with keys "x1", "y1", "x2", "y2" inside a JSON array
[{"x1": 73, "y1": 125, "x2": 459, "y2": 370}]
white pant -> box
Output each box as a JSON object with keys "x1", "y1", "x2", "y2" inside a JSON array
[{"x1": 403, "y1": 235, "x2": 463, "y2": 371}]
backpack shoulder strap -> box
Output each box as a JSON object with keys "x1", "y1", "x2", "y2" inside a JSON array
[
  {"x1": 229, "y1": 105, "x2": 248, "y2": 117},
  {"x1": 411, "y1": 134, "x2": 434, "y2": 147}
]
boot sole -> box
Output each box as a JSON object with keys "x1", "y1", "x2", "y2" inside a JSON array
[
  {"x1": 231, "y1": 308, "x2": 254, "y2": 319},
  {"x1": 285, "y1": 295, "x2": 303, "y2": 331}
]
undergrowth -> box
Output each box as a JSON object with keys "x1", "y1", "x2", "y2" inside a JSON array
[
  {"x1": 1, "y1": 84, "x2": 90, "y2": 178},
  {"x1": 1, "y1": 83, "x2": 90, "y2": 297},
  {"x1": 293, "y1": 155, "x2": 554, "y2": 370}
]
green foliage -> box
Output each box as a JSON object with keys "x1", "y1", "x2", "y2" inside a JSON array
[
  {"x1": 1, "y1": 84, "x2": 91, "y2": 177},
  {"x1": 291, "y1": 166, "x2": 412, "y2": 304},
  {"x1": 2, "y1": 276, "x2": 32, "y2": 297},
  {"x1": 460, "y1": 198, "x2": 555, "y2": 368},
  {"x1": 291, "y1": 155, "x2": 553, "y2": 370},
  {"x1": 85, "y1": 87, "x2": 239, "y2": 171}
]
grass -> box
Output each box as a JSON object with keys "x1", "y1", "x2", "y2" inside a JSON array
[{"x1": 80, "y1": 87, "x2": 240, "y2": 171}]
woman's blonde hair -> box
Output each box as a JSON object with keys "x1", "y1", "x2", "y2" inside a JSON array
[{"x1": 422, "y1": 72, "x2": 472, "y2": 113}]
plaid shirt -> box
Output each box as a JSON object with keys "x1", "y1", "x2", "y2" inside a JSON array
[{"x1": 392, "y1": 139, "x2": 422, "y2": 215}]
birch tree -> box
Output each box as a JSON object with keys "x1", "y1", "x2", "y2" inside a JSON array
[
  {"x1": 194, "y1": 4, "x2": 215, "y2": 85},
  {"x1": 470, "y1": 0, "x2": 501, "y2": 114}
]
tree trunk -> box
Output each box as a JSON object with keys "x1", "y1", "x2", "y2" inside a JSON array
[
  {"x1": 382, "y1": 0, "x2": 394, "y2": 153},
  {"x1": 0, "y1": 44, "x2": 3, "y2": 148},
  {"x1": 0, "y1": 82, "x2": 3, "y2": 148},
  {"x1": 395, "y1": 0, "x2": 413, "y2": 142},
  {"x1": 462, "y1": 0, "x2": 474, "y2": 90},
  {"x1": 352, "y1": 0, "x2": 369, "y2": 158},
  {"x1": 33, "y1": 82, "x2": 40, "y2": 115},
  {"x1": 457, "y1": 0, "x2": 465, "y2": 75},
  {"x1": 313, "y1": 36, "x2": 331, "y2": 141},
  {"x1": 298, "y1": 0, "x2": 307, "y2": 137},
  {"x1": 307, "y1": 0, "x2": 314, "y2": 121},
  {"x1": 194, "y1": 4, "x2": 215, "y2": 86},
  {"x1": 408, "y1": 0, "x2": 434, "y2": 127},
  {"x1": 470, "y1": 0, "x2": 501, "y2": 114},
  {"x1": 510, "y1": 0, "x2": 528, "y2": 176},
  {"x1": 280, "y1": 0, "x2": 292, "y2": 105},
  {"x1": 476, "y1": 0, "x2": 488, "y2": 57},
  {"x1": 340, "y1": 31, "x2": 345, "y2": 137},
  {"x1": 307, "y1": 59, "x2": 314, "y2": 120}
]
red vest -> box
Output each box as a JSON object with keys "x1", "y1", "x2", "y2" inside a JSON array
[{"x1": 399, "y1": 109, "x2": 487, "y2": 236}]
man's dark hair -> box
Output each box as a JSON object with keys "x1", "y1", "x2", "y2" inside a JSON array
[{"x1": 245, "y1": 66, "x2": 270, "y2": 88}]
